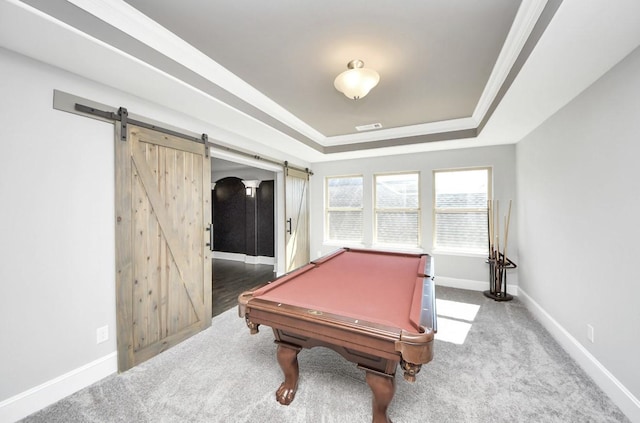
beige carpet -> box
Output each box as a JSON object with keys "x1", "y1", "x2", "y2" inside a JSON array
[{"x1": 21, "y1": 286, "x2": 629, "y2": 422}]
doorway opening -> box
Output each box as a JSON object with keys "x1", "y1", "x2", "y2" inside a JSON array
[{"x1": 211, "y1": 157, "x2": 278, "y2": 317}]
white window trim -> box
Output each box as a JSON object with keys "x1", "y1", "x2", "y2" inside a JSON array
[
  {"x1": 432, "y1": 166, "x2": 492, "y2": 255},
  {"x1": 373, "y1": 171, "x2": 421, "y2": 247},
  {"x1": 325, "y1": 174, "x2": 364, "y2": 243}
]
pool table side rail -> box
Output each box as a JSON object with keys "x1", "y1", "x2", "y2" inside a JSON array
[
  {"x1": 238, "y1": 294, "x2": 435, "y2": 369},
  {"x1": 244, "y1": 299, "x2": 407, "y2": 365},
  {"x1": 309, "y1": 247, "x2": 347, "y2": 265},
  {"x1": 422, "y1": 253, "x2": 434, "y2": 279},
  {"x1": 240, "y1": 295, "x2": 406, "y2": 339},
  {"x1": 419, "y1": 262, "x2": 437, "y2": 334}
]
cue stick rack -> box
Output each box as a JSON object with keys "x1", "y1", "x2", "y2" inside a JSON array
[{"x1": 485, "y1": 199, "x2": 517, "y2": 302}]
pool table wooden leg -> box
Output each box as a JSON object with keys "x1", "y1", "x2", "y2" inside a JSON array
[
  {"x1": 365, "y1": 371, "x2": 396, "y2": 423},
  {"x1": 275, "y1": 343, "x2": 301, "y2": 405}
]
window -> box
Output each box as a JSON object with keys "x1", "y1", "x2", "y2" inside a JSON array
[
  {"x1": 374, "y1": 172, "x2": 420, "y2": 246},
  {"x1": 433, "y1": 167, "x2": 491, "y2": 254},
  {"x1": 325, "y1": 176, "x2": 363, "y2": 242}
]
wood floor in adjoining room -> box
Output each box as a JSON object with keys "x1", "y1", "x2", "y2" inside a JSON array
[{"x1": 212, "y1": 259, "x2": 276, "y2": 317}]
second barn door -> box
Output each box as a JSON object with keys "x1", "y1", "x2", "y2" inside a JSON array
[{"x1": 284, "y1": 166, "x2": 310, "y2": 272}]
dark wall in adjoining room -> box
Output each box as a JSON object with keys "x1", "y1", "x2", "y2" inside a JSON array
[
  {"x1": 213, "y1": 177, "x2": 246, "y2": 253},
  {"x1": 257, "y1": 180, "x2": 275, "y2": 257},
  {"x1": 212, "y1": 177, "x2": 274, "y2": 257}
]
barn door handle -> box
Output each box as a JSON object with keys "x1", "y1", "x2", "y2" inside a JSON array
[
  {"x1": 205, "y1": 224, "x2": 214, "y2": 251},
  {"x1": 286, "y1": 218, "x2": 292, "y2": 235}
]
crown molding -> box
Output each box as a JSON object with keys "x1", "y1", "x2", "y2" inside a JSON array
[
  {"x1": 47, "y1": 0, "x2": 552, "y2": 153},
  {"x1": 63, "y1": 0, "x2": 548, "y2": 148},
  {"x1": 322, "y1": 1, "x2": 548, "y2": 147},
  {"x1": 322, "y1": 117, "x2": 478, "y2": 146},
  {"x1": 472, "y1": 0, "x2": 547, "y2": 124},
  {"x1": 65, "y1": 0, "x2": 326, "y2": 141}
]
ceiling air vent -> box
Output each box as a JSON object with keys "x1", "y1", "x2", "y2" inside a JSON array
[{"x1": 355, "y1": 123, "x2": 383, "y2": 132}]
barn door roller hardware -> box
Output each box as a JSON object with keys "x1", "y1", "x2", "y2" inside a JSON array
[
  {"x1": 118, "y1": 107, "x2": 128, "y2": 141},
  {"x1": 66, "y1": 96, "x2": 307, "y2": 174},
  {"x1": 202, "y1": 133, "x2": 209, "y2": 158},
  {"x1": 57, "y1": 91, "x2": 314, "y2": 174},
  {"x1": 74, "y1": 103, "x2": 209, "y2": 148}
]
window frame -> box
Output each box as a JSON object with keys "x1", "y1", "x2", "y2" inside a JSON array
[
  {"x1": 432, "y1": 166, "x2": 492, "y2": 255},
  {"x1": 324, "y1": 174, "x2": 364, "y2": 243},
  {"x1": 373, "y1": 171, "x2": 421, "y2": 247}
]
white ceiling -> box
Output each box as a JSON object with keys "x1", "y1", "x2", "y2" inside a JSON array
[{"x1": 1, "y1": 0, "x2": 640, "y2": 163}]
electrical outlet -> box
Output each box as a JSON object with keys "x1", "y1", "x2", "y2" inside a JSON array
[
  {"x1": 96, "y1": 325, "x2": 109, "y2": 344},
  {"x1": 587, "y1": 324, "x2": 595, "y2": 343}
]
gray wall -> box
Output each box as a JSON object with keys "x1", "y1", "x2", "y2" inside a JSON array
[
  {"x1": 0, "y1": 47, "x2": 295, "y2": 420},
  {"x1": 309, "y1": 145, "x2": 518, "y2": 288},
  {"x1": 0, "y1": 50, "x2": 116, "y2": 402},
  {"x1": 516, "y1": 45, "x2": 640, "y2": 417}
]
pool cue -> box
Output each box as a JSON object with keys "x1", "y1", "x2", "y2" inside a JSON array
[
  {"x1": 487, "y1": 200, "x2": 493, "y2": 255},
  {"x1": 502, "y1": 200, "x2": 512, "y2": 260},
  {"x1": 487, "y1": 200, "x2": 494, "y2": 292},
  {"x1": 494, "y1": 200, "x2": 501, "y2": 293},
  {"x1": 501, "y1": 200, "x2": 512, "y2": 295},
  {"x1": 494, "y1": 200, "x2": 500, "y2": 261}
]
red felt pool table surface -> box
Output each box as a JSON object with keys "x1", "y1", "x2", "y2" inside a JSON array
[
  {"x1": 251, "y1": 248, "x2": 429, "y2": 331},
  {"x1": 238, "y1": 248, "x2": 436, "y2": 423}
]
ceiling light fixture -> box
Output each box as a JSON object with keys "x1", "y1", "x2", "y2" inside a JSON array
[{"x1": 334, "y1": 59, "x2": 380, "y2": 100}]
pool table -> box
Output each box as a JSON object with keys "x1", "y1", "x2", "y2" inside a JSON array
[{"x1": 238, "y1": 248, "x2": 436, "y2": 423}]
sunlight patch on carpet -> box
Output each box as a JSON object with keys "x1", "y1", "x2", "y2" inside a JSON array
[{"x1": 434, "y1": 299, "x2": 480, "y2": 344}]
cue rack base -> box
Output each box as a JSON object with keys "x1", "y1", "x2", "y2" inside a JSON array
[
  {"x1": 483, "y1": 290, "x2": 513, "y2": 302},
  {"x1": 485, "y1": 252, "x2": 516, "y2": 302}
]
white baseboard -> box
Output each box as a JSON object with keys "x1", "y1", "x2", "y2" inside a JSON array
[
  {"x1": 245, "y1": 255, "x2": 275, "y2": 266},
  {"x1": 0, "y1": 352, "x2": 117, "y2": 423},
  {"x1": 6, "y1": 288, "x2": 635, "y2": 423},
  {"x1": 518, "y1": 288, "x2": 640, "y2": 422},
  {"x1": 212, "y1": 251, "x2": 275, "y2": 266},
  {"x1": 435, "y1": 276, "x2": 519, "y2": 296}
]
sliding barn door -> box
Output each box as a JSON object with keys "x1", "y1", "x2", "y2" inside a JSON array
[
  {"x1": 284, "y1": 167, "x2": 310, "y2": 272},
  {"x1": 115, "y1": 125, "x2": 212, "y2": 372}
]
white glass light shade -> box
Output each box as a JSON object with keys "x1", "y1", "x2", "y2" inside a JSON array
[{"x1": 334, "y1": 60, "x2": 380, "y2": 100}]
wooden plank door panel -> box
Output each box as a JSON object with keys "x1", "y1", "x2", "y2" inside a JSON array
[
  {"x1": 285, "y1": 167, "x2": 310, "y2": 272},
  {"x1": 116, "y1": 125, "x2": 211, "y2": 371}
]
